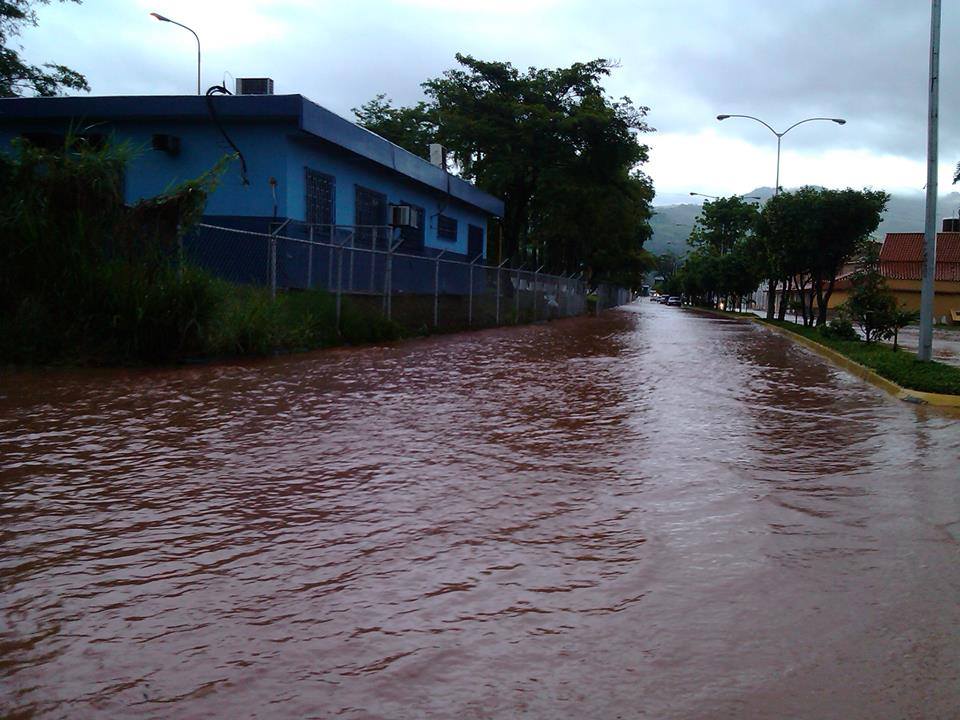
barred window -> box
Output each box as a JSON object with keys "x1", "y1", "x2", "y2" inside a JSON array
[
  {"x1": 305, "y1": 168, "x2": 335, "y2": 226},
  {"x1": 437, "y1": 214, "x2": 458, "y2": 241},
  {"x1": 355, "y1": 185, "x2": 388, "y2": 246},
  {"x1": 467, "y1": 224, "x2": 484, "y2": 260}
]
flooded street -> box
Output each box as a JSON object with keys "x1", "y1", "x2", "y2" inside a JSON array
[{"x1": 2, "y1": 302, "x2": 958, "y2": 719}]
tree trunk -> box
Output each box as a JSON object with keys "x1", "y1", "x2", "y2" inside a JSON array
[
  {"x1": 777, "y1": 277, "x2": 789, "y2": 321},
  {"x1": 817, "y1": 278, "x2": 836, "y2": 327},
  {"x1": 766, "y1": 279, "x2": 776, "y2": 320},
  {"x1": 798, "y1": 275, "x2": 810, "y2": 326}
]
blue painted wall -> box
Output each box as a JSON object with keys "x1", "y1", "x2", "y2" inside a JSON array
[
  {"x1": 0, "y1": 106, "x2": 490, "y2": 258},
  {"x1": 285, "y1": 134, "x2": 487, "y2": 257}
]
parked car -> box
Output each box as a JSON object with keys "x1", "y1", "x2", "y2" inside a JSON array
[{"x1": 666, "y1": 296, "x2": 682, "y2": 306}]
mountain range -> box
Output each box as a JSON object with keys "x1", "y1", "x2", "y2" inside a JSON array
[{"x1": 647, "y1": 188, "x2": 960, "y2": 258}]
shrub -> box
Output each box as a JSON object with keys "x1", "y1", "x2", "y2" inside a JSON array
[{"x1": 819, "y1": 315, "x2": 859, "y2": 341}]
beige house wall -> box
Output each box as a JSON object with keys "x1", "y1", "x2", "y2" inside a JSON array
[{"x1": 829, "y1": 279, "x2": 960, "y2": 321}]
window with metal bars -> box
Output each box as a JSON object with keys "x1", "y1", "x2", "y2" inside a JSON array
[
  {"x1": 355, "y1": 185, "x2": 388, "y2": 246},
  {"x1": 467, "y1": 224, "x2": 484, "y2": 260},
  {"x1": 437, "y1": 214, "x2": 458, "y2": 242},
  {"x1": 305, "y1": 168, "x2": 335, "y2": 239}
]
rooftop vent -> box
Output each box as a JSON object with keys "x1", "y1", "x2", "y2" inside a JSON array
[
  {"x1": 429, "y1": 143, "x2": 446, "y2": 170},
  {"x1": 235, "y1": 78, "x2": 274, "y2": 96}
]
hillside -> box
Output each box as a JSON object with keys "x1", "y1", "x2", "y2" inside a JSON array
[{"x1": 646, "y1": 188, "x2": 960, "y2": 258}]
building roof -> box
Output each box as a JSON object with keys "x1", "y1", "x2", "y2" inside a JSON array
[
  {"x1": 0, "y1": 94, "x2": 505, "y2": 217},
  {"x1": 879, "y1": 232, "x2": 960, "y2": 282}
]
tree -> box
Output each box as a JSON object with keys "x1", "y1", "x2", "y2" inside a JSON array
[
  {"x1": 809, "y1": 188, "x2": 888, "y2": 326},
  {"x1": 754, "y1": 187, "x2": 887, "y2": 325},
  {"x1": 688, "y1": 196, "x2": 758, "y2": 256},
  {"x1": 890, "y1": 305, "x2": 920, "y2": 351},
  {"x1": 844, "y1": 239, "x2": 897, "y2": 343},
  {"x1": 352, "y1": 94, "x2": 435, "y2": 159},
  {"x1": 355, "y1": 54, "x2": 655, "y2": 286},
  {"x1": 1, "y1": 1, "x2": 88, "y2": 97}
]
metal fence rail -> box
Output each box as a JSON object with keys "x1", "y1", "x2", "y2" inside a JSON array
[{"x1": 186, "y1": 223, "x2": 628, "y2": 331}]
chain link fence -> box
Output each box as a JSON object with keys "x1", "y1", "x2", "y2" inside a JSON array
[{"x1": 185, "y1": 223, "x2": 629, "y2": 332}]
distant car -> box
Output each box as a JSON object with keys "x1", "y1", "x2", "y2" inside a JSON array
[{"x1": 666, "y1": 296, "x2": 682, "y2": 306}]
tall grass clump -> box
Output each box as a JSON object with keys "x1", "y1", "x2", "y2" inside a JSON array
[
  {"x1": 0, "y1": 135, "x2": 401, "y2": 365},
  {"x1": 0, "y1": 134, "x2": 224, "y2": 364}
]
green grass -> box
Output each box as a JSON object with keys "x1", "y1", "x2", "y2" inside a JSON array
[
  {"x1": 1, "y1": 264, "x2": 404, "y2": 367},
  {"x1": 762, "y1": 320, "x2": 960, "y2": 396}
]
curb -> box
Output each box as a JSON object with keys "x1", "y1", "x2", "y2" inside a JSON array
[{"x1": 685, "y1": 306, "x2": 960, "y2": 408}]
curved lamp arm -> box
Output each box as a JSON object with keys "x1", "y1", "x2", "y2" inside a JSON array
[
  {"x1": 716, "y1": 114, "x2": 779, "y2": 136},
  {"x1": 781, "y1": 117, "x2": 846, "y2": 136},
  {"x1": 151, "y1": 13, "x2": 201, "y2": 95}
]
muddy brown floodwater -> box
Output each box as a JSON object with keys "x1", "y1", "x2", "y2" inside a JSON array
[{"x1": 1, "y1": 303, "x2": 959, "y2": 719}]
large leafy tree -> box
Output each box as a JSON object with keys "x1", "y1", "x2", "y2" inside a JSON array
[
  {"x1": 755, "y1": 187, "x2": 887, "y2": 325},
  {"x1": 688, "y1": 196, "x2": 758, "y2": 255},
  {"x1": 1, "y1": 0, "x2": 88, "y2": 97},
  {"x1": 355, "y1": 54, "x2": 655, "y2": 286},
  {"x1": 352, "y1": 94, "x2": 435, "y2": 159}
]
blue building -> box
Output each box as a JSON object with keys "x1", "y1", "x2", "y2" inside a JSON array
[{"x1": 0, "y1": 91, "x2": 503, "y2": 266}]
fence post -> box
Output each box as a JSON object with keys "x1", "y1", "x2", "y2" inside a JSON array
[
  {"x1": 336, "y1": 234, "x2": 347, "y2": 332},
  {"x1": 269, "y1": 235, "x2": 277, "y2": 299},
  {"x1": 383, "y1": 232, "x2": 393, "y2": 318},
  {"x1": 370, "y1": 226, "x2": 378, "y2": 292},
  {"x1": 515, "y1": 266, "x2": 523, "y2": 324},
  {"x1": 349, "y1": 235, "x2": 355, "y2": 292},
  {"x1": 468, "y1": 259, "x2": 474, "y2": 327},
  {"x1": 308, "y1": 225, "x2": 314, "y2": 289},
  {"x1": 434, "y1": 250, "x2": 446, "y2": 328},
  {"x1": 495, "y1": 258, "x2": 508, "y2": 326},
  {"x1": 328, "y1": 226, "x2": 335, "y2": 289},
  {"x1": 268, "y1": 219, "x2": 291, "y2": 300},
  {"x1": 533, "y1": 264, "x2": 544, "y2": 321}
]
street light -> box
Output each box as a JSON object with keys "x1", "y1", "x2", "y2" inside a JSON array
[
  {"x1": 715, "y1": 114, "x2": 846, "y2": 195},
  {"x1": 689, "y1": 192, "x2": 762, "y2": 201},
  {"x1": 150, "y1": 12, "x2": 201, "y2": 95}
]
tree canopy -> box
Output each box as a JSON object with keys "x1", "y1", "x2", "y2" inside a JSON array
[
  {"x1": 354, "y1": 54, "x2": 655, "y2": 287},
  {"x1": 756, "y1": 187, "x2": 888, "y2": 324},
  {"x1": 1, "y1": 0, "x2": 88, "y2": 97},
  {"x1": 670, "y1": 187, "x2": 887, "y2": 321}
]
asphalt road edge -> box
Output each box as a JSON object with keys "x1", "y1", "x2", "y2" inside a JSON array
[{"x1": 682, "y1": 305, "x2": 960, "y2": 408}]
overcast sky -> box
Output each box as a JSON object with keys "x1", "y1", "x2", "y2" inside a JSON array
[{"x1": 15, "y1": 0, "x2": 959, "y2": 204}]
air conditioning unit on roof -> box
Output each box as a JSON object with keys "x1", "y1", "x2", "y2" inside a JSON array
[{"x1": 235, "y1": 78, "x2": 274, "y2": 95}]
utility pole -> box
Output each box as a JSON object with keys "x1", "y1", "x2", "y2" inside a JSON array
[{"x1": 919, "y1": 0, "x2": 941, "y2": 361}]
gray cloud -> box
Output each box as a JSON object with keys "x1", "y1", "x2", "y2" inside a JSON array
[{"x1": 13, "y1": 0, "x2": 958, "y2": 172}]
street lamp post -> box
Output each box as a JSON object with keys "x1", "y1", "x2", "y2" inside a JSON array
[
  {"x1": 150, "y1": 12, "x2": 201, "y2": 95},
  {"x1": 716, "y1": 114, "x2": 845, "y2": 319},
  {"x1": 689, "y1": 192, "x2": 761, "y2": 201},
  {"x1": 715, "y1": 114, "x2": 846, "y2": 195}
]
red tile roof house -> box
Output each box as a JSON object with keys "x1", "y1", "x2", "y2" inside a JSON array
[{"x1": 829, "y1": 225, "x2": 960, "y2": 323}]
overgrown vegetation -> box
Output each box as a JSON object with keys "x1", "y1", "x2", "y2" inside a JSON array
[
  {"x1": 0, "y1": 136, "x2": 399, "y2": 366},
  {"x1": 354, "y1": 54, "x2": 656, "y2": 288},
  {"x1": 765, "y1": 320, "x2": 960, "y2": 396}
]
